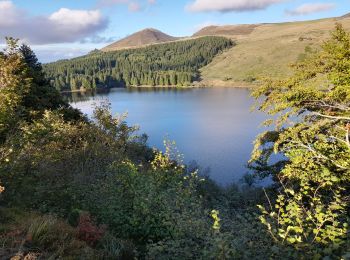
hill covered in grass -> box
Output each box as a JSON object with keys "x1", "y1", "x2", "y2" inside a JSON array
[
  {"x1": 198, "y1": 15, "x2": 350, "y2": 86},
  {"x1": 102, "y1": 28, "x2": 179, "y2": 51},
  {"x1": 43, "y1": 36, "x2": 233, "y2": 91}
]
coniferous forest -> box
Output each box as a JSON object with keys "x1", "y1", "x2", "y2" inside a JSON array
[{"x1": 43, "y1": 37, "x2": 233, "y2": 91}]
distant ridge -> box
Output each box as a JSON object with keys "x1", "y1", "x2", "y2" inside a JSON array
[
  {"x1": 102, "y1": 28, "x2": 179, "y2": 52},
  {"x1": 193, "y1": 12, "x2": 350, "y2": 38},
  {"x1": 339, "y1": 12, "x2": 350, "y2": 19},
  {"x1": 193, "y1": 24, "x2": 260, "y2": 37}
]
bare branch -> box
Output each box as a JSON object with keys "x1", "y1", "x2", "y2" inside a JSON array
[{"x1": 313, "y1": 113, "x2": 350, "y2": 121}]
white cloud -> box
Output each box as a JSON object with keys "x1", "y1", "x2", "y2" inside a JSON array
[
  {"x1": 49, "y1": 8, "x2": 103, "y2": 27},
  {"x1": 128, "y1": 2, "x2": 142, "y2": 12},
  {"x1": 96, "y1": 0, "x2": 155, "y2": 11},
  {"x1": 186, "y1": 0, "x2": 288, "y2": 12},
  {"x1": 285, "y1": 3, "x2": 336, "y2": 16},
  {"x1": 0, "y1": 43, "x2": 93, "y2": 63},
  {"x1": 0, "y1": 1, "x2": 23, "y2": 26},
  {"x1": 33, "y1": 46, "x2": 91, "y2": 63},
  {"x1": 96, "y1": 0, "x2": 128, "y2": 8},
  {"x1": 0, "y1": 1, "x2": 108, "y2": 44},
  {"x1": 80, "y1": 35, "x2": 116, "y2": 44}
]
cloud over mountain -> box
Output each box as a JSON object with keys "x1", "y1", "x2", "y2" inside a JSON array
[
  {"x1": 0, "y1": 1, "x2": 108, "y2": 44},
  {"x1": 186, "y1": 0, "x2": 287, "y2": 12},
  {"x1": 285, "y1": 3, "x2": 336, "y2": 16}
]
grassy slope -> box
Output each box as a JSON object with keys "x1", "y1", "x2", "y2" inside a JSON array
[
  {"x1": 102, "y1": 28, "x2": 179, "y2": 51},
  {"x1": 199, "y1": 16, "x2": 350, "y2": 87}
]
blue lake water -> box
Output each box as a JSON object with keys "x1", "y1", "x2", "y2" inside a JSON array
[{"x1": 68, "y1": 87, "x2": 269, "y2": 185}]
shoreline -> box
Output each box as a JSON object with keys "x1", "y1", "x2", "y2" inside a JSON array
[{"x1": 60, "y1": 81, "x2": 256, "y2": 94}]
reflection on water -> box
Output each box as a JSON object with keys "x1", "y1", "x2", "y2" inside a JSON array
[
  {"x1": 69, "y1": 87, "x2": 270, "y2": 185},
  {"x1": 63, "y1": 87, "x2": 194, "y2": 103},
  {"x1": 62, "y1": 89, "x2": 108, "y2": 103}
]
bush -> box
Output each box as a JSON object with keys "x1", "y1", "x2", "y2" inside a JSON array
[
  {"x1": 98, "y1": 233, "x2": 136, "y2": 259},
  {"x1": 77, "y1": 212, "x2": 106, "y2": 247},
  {"x1": 25, "y1": 215, "x2": 96, "y2": 258}
]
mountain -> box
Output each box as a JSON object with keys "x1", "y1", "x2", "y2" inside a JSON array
[{"x1": 102, "y1": 28, "x2": 179, "y2": 51}]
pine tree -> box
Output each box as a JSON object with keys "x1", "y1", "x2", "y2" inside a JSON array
[{"x1": 43, "y1": 37, "x2": 233, "y2": 91}]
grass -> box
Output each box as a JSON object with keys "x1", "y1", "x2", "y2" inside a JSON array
[
  {"x1": 0, "y1": 209, "x2": 94, "y2": 259},
  {"x1": 200, "y1": 16, "x2": 350, "y2": 86},
  {"x1": 0, "y1": 208, "x2": 137, "y2": 259}
]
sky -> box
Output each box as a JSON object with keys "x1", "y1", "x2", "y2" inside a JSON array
[{"x1": 0, "y1": 0, "x2": 349, "y2": 63}]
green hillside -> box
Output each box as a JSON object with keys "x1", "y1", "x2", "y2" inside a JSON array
[
  {"x1": 199, "y1": 16, "x2": 350, "y2": 86},
  {"x1": 43, "y1": 36, "x2": 233, "y2": 91}
]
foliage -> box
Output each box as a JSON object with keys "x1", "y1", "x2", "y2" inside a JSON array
[
  {"x1": 0, "y1": 37, "x2": 31, "y2": 143},
  {"x1": 43, "y1": 36, "x2": 233, "y2": 90},
  {"x1": 0, "y1": 107, "x2": 150, "y2": 214},
  {"x1": 0, "y1": 38, "x2": 81, "y2": 144},
  {"x1": 210, "y1": 209, "x2": 221, "y2": 231},
  {"x1": 84, "y1": 145, "x2": 206, "y2": 246},
  {"x1": 251, "y1": 23, "x2": 350, "y2": 257},
  {"x1": 0, "y1": 210, "x2": 96, "y2": 259},
  {"x1": 77, "y1": 212, "x2": 106, "y2": 247}
]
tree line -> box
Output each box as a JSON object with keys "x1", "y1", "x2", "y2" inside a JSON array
[{"x1": 43, "y1": 37, "x2": 233, "y2": 91}]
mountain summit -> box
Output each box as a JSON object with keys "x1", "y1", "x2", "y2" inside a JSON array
[{"x1": 102, "y1": 28, "x2": 178, "y2": 51}]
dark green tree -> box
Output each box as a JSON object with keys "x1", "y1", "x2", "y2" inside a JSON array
[{"x1": 43, "y1": 37, "x2": 234, "y2": 91}]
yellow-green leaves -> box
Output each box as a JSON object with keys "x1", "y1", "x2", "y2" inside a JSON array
[
  {"x1": 210, "y1": 210, "x2": 221, "y2": 231},
  {"x1": 252, "y1": 24, "x2": 350, "y2": 257}
]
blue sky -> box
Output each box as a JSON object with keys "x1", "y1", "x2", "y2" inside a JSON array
[{"x1": 0, "y1": 0, "x2": 349, "y2": 62}]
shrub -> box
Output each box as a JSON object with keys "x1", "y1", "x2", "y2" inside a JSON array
[
  {"x1": 24, "y1": 214, "x2": 95, "y2": 258},
  {"x1": 77, "y1": 212, "x2": 106, "y2": 247},
  {"x1": 98, "y1": 233, "x2": 136, "y2": 259}
]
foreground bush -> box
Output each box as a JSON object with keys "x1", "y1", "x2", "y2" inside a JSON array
[{"x1": 251, "y1": 23, "x2": 350, "y2": 258}]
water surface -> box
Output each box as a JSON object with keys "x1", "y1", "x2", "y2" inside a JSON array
[{"x1": 68, "y1": 87, "x2": 269, "y2": 185}]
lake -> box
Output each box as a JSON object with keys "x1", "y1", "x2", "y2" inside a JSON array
[{"x1": 67, "y1": 87, "x2": 269, "y2": 185}]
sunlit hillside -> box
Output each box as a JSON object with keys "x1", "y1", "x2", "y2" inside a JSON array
[{"x1": 199, "y1": 15, "x2": 350, "y2": 86}]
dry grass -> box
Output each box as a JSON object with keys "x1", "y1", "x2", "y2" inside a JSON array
[
  {"x1": 200, "y1": 16, "x2": 350, "y2": 86},
  {"x1": 0, "y1": 209, "x2": 94, "y2": 259},
  {"x1": 193, "y1": 24, "x2": 259, "y2": 37}
]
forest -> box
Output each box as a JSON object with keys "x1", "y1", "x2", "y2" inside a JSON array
[
  {"x1": 0, "y1": 24, "x2": 349, "y2": 259},
  {"x1": 43, "y1": 37, "x2": 233, "y2": 91}
]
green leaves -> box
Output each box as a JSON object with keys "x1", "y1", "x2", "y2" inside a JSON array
[{"x1": 252, "y1": 24, "x2": 350, "y2": 258}]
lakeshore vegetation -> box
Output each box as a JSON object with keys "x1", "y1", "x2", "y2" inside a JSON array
[{"x1": 0, "y1": 24, "x2": 349, "y2": 259}]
